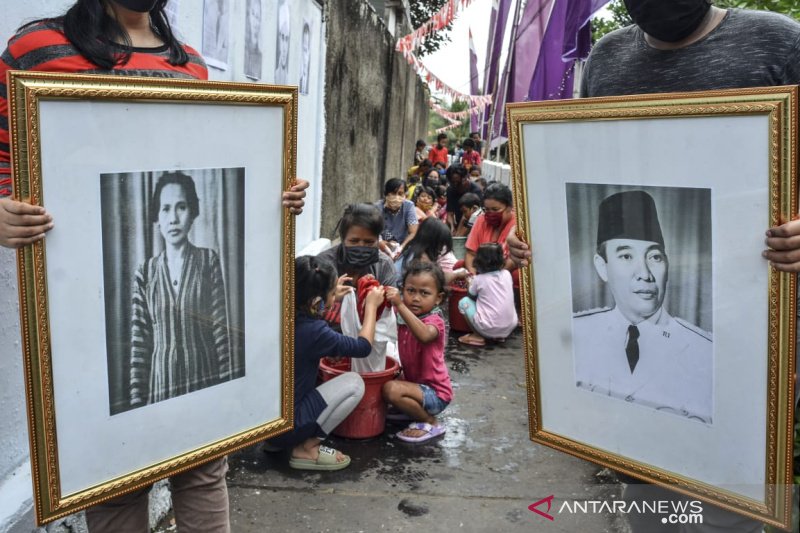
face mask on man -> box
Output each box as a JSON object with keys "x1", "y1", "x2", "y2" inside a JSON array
[
  {"x1": 623, "y1": 0, "x2": 711, "y2": 43},
  {"x1": 343, "y1": 246, "x2": 379, "y2": 268},
  {"x1": 113, "y1": 0, "x2": 159, "y2": 12}
]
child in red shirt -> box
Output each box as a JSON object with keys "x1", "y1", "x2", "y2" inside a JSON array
[
  {"x1": 428, "y1": 133, "x2": 449, "y2": 167},
  {"x1": 460, "y1": 138, "x2": 482, "y2": 170},
  {"x1": 383, "y1": 261, "x2": 452, "y2": 443}
]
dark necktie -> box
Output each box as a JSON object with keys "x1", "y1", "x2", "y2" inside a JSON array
[{"x1": 626, "y1": 325, "x2": 640, "y2": 373}]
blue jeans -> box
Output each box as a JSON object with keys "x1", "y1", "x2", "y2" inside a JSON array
[{"x1": 420, "y1": 383, "x2": 449, "y2": 416}]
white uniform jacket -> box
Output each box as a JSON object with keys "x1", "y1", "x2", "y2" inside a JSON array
[{"x1": 572, "y1": 306, "x2": 713, "y2": 424}]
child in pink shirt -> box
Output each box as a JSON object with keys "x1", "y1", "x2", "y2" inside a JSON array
[
  {"x1": 383, "y1": 261, "x2": 452, "y2": 443},
  {"x1": 457, "y1": 243, "x2": 518, "y2": 347}
]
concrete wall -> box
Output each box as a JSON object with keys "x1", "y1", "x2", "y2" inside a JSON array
[
  {"x1": 0, "y1": 0, "x2": 326, "y2": 531},
  {"x1": 319, "y1": 0, "x2": 429, "y2": 239}
]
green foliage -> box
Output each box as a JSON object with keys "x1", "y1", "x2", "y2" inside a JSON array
[
  {"x1": 714, "y1": 0, "x2": 800, "y2": 20},
  {"x1": 427, "y1": 99, "x2": 471, "y2": 145},
  {"x1": 591, "y1": 0, "x2": 632, "y2": 43},
  {"x1": 591, "y1": 0, "x2": 800, "y2": 43},
  {"x1": 408, "y1": 0, "x2": 452, "y2": 57}
]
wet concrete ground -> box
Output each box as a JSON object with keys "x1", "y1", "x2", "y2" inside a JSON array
[{"x1": 202, "y1": 329, "x2": 626, "y2": 532}]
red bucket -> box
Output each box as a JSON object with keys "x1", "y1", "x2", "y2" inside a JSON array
[
  {"x1": 448, "y1": 283, "x2": 472, "y2": 333},
  {"x1": 319, "y1": 357, "x2": 400, "y2": 439}
]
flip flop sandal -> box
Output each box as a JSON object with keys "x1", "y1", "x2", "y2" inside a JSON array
[
  {"x1": 396, "y1": 422, "x2": 447, "y2": 443},
  {"x1": 289, "y1": 445, "x2": 351, "y2": 471},
  {"x1": 458, "y1": 334, "x2": 485, "y2": 347}
]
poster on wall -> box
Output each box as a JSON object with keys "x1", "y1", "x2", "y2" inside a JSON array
[
  {"x1": 244, "y1": 0, "x2": 263, "y2": 80},
  {"x1": 202, "y1": 0, "x2": 230, "y2": 70},
  {"x1": 274, "y1": 0, "x2": 290, "y2": 85},
  {"x1": 506, "y1": 87, "x2": 798, "y2": 530},
  {"x1": 165, "y1": 0, "x2": 180, "y2": 31},
  {"x1": 299, "y1": 18, "x2": 311, "y2": 94}
]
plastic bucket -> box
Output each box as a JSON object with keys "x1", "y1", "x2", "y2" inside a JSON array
[
  {"x1": 448, "y1": 283, "x2": 472, "y2": 333},
  {"x1": 319, "y1": 357, "x2": 400, "y2": 439},
  {"x1": 452, "y1": 236, "x2": 467, "y2": 260}
]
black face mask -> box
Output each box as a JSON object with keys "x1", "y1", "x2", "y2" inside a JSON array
[
  {"x1": 342, "y1": 245, "x2": 379, "y2": 269},
  {"x1": 113, "y1": 0, "x2": 159, "y2": 13},
  {"x1": 624, "y1": 0, "x2": 711, "y2": 43}
]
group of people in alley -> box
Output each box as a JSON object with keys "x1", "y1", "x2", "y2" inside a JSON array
[{"x1": 292, "y1": 132, "x2": 520, "y2": 464}]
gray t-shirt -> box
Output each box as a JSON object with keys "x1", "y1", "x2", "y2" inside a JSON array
[
  {"x1": 581, "y1": 8, "x2": 800, "y2": 98},
  {"x1": 375, "y1": 199, "x2": 418, "y2": 243}
]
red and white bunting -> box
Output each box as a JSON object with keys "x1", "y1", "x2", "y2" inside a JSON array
[
  {"x1": 429, "y1": 100, "x2": 485, "y2": 120},
  {"x1": 396, "y1": 0, "x2": 477, "y2": 54},
  {"x1": 395, "y1": 0, "x2": 492, "y2": 107},
  {"x1": 435, "y1": 120, "x2": 463, "y2": 134}
]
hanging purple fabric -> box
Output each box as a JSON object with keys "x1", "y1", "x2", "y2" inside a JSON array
[
  {"x1": 491, "y1": 0, "x2": 555, "y2": 141},
  {"x1": 510, "y1": 0, "x2": 555, "y2": 103},
  {"x1": 469, "y1": 29, "x2": 481, "y2": 132},
  {"x1": 526, "y1": 0, "x2": 609, "y2": 102},
  {"x1": 481, "y1": 0, "x2": 512, "y2": 141}
]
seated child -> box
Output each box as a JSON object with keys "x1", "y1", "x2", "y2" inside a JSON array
[
  {"x1": 453, "y1": 192, "x2": 482, "y2": 237},
  {"x1": 469, "y1": 165, "x2": 482, "y2": 181},
  {"x1": 397, "y1": 217, "x2": 468, "y2": 284},
  {"x1": 412, "y1": 185, "x2": 437, "y2": 222},
  {"x1": 383, "y1": 261, "x2": 453, "y2": 443},
  {"x1": 267, "y1": 255, "x2": 385, "y2": 470},
  {"x1": 434, "y1": 184, "x2": 449, "y2": 223},
  {"x1": 457, "y1": 243, "x2": 518, "y2": 347}
]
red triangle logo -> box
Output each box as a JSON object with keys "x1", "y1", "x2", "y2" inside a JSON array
[{"x1": 528, "y1": 495, "x2": 555, "y2": 521}]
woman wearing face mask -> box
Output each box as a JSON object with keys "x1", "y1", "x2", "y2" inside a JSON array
[
  {"x1": 375, "y1": 178, "x2": 418, "y2": 261},
  {"x1": 464, "y1": 183, "x2": 516, "y2": 275},
  {"x1": 0, "y1": 1, "x2": 309, "y2": 530},
  {"x1": 318, "y1": 203, "x2": 399, "y2": 289}
]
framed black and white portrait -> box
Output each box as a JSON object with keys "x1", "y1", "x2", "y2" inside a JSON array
[
  {"x1": 7, "y1": 72, "x2": 297, "y2": 525},
  {"x1": 100, "y1": 167, "x2": 246, "y2": 415},
  {"x1": 507, "y1": 87, "x2": 797, "y2": 530},
  {"x1": 566, "y1": 183, "x2": 713, "y2": 424}
]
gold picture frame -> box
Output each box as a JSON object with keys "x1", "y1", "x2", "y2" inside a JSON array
[
  {"x1": 7, "y1": 71, "x2": 297, "y2": 525},
  {"x1": 507, "y1": 87, "x2": 797, "y2": 530}
]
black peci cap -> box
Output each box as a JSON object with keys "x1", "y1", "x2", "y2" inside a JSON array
[{"x1": 596, "y1": 190, "x2": 664, "y2": 247}]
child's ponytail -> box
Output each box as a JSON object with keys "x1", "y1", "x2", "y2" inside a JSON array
[{"x1": 295, "y1": 255, "x2": 338, "y2": 315}]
